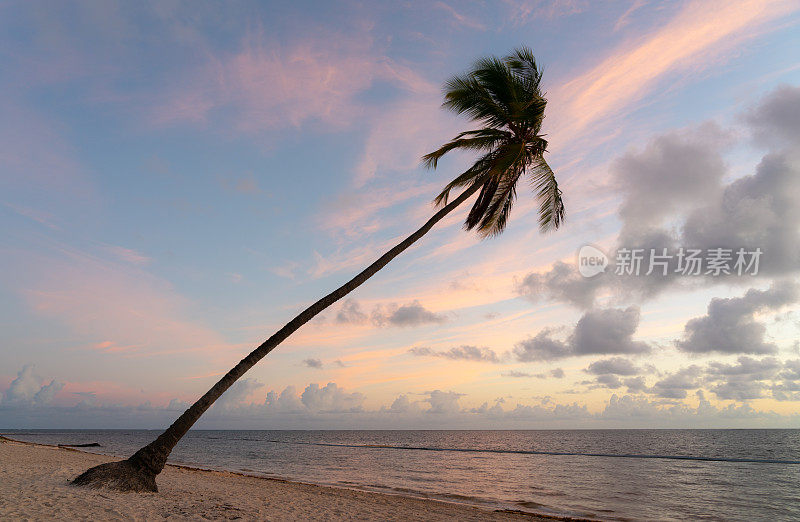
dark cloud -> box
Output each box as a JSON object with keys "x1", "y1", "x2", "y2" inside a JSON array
[
  {"x1": 614, "y1": 123, "x2": 729, "y2": 234},
  {"x1": 745, "y1": 84, "x2": 800, "y2": 147},
  {"x1": 585, "y1": 357, "x2": 640, "y2": 376},
  {"x1": 516, "y1": 86, "x2": 800, "y2": 310},
  {"x1": 376, "y1": 300, "x2": 446, "y2": 327},
  {"x1": 513, "y1": 329, "x2": 571, "y2": 361},
  {"x1": 514, "y1": 307, "x2": 649, "y2": 361},
  {"x1": 410, "y1": 345, "x2": 500, "y2": 363},
  {"x1": 516, "y1": 260, "x2": 602, "y2": 309},
  {"x1": 622, "y1": 376, "x2": 648, "y2": 393},
  {"x1": 303, "y1": 358, "x2": 323, "y2": 369},
  {"x1": 651, "y1": 366, "x2": 703, "y2": 399},
  {"x1": 571, "y1": 307, "x2": 650, "y2": 356},
  {"x1": 595, "y1": 374, "x2": 623, "y2": 389},
  {"x1": 677, "y1": 283, "x2": 798, "y2": 355},
  {"x1": 705, "y1": 356, "x2": 782, "y2": 401},
  {"x1": 772, "y1": 359, "x2": 800, "y2": 401}
]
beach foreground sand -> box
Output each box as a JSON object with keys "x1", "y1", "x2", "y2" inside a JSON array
[{"x1": 0, "y1": 437, "x2": 551, "y2": 521}]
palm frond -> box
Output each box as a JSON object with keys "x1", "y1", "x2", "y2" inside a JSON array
[
  {"x1": 421, "y1": 129, "x2": 510, "y2": 169},
  {"x1": 442, "y1": 74, "x2": 510, "y2": 128},
  {"x1": 527, "y1": 155, "x2": 565, "y2": 232}
]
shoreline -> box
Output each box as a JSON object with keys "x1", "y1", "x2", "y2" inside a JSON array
[{"x1": 0, "y1": 435, "x2": 585, "y2": 521}]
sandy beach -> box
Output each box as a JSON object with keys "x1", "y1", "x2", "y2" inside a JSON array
[{"x1": 0, "y1": 436, "x2": 552, "y2": 521}]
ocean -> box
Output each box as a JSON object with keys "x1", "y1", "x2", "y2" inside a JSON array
[{"x1": 4, "y1": 429, "x2": 799, "y2": 520}]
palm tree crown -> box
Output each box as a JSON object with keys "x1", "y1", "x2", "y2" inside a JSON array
[{"x1": 423, "y1": 46, "x2": 564, "y2": 237}]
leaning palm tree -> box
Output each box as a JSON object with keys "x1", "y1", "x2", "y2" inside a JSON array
[{"x1": 73, "y1": 46, "x2": 564, "y2": 491}]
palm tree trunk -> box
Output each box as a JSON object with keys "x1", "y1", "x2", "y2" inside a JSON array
[{"x1": 72, "y1": 182, "x2": 482, "y2": 491}]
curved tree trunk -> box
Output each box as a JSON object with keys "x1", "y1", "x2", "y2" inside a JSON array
[{"x1": 72, "y1": 182, "x2": 482, "y2": 491}]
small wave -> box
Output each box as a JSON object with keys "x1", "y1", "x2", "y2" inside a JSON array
[{"x1": 264, "y1": 440, "x2": 800, "y2": 465}]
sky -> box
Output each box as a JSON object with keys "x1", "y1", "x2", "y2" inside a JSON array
[{"x1": 1, "y1": 0, "x2": 800, "y2": 429}]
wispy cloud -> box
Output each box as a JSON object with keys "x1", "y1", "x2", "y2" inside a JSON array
[
  {"x1": 548, "y1": 0, "x2": 799, "y2": 146},
  {"x1": 153, "y1": 29, "x2": 430, "y2": 133}
]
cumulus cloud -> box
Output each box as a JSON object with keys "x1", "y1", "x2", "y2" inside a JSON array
[
  {"x1": 516, "y1": 85, "x2": 800, "y2": 310},
  {"x1": 300, "y1": 382, "x2": 364, "y2": 413},
  {"x1": 2, "y1": 365, "x2": 64, "y2": 405},
  {"x1": 651, "y1": 366, "x2": 703, "y2": 399},
  {"x1": 409, "y1": 345, "x2": 500, "y2": 363},
  {"x1": 2, "y1": 364, "x2": 798, "y2": 429},
  {"x1": 264, "y1": 385, "x2": 305, "y2": 412},
  {"x1": 215, "y1": 378, "x2": 265, "y2": 409},
  {"x1": 614, "y1": 123, "x2": 730, "y2": 234},
  {"x1": 335, "y1": 299, "x2": 445, "y2": 328},
  {"x1": 677, "y1": 283, "x2": 798, "y2": 355},
  {"x1": 705, "y1": 356, "x2": 783, "y2": 401},
  {"x1": 516, "y1": 261, "x2": 601, "y2": 309},
  {"x1": 745, "y1": 84, "x2": 800, "y2": 147},
  {"x1": 514, "y1": 307, "x2": 649, "y2": 361},
  {"x1": 425, "y1": 390, "x2": 464, "y2": 414},
  {"x1": 513, "y1": 329, "x2": 571, "y2": 361},
  {"x1": 571, "y1": 307, "x2": 650, "y2": 356}
]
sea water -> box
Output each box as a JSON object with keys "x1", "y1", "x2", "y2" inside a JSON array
[{"x1": 5, "y1": 429, "x2": 799, "y2": 520}]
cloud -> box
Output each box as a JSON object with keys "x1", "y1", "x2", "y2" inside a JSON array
[
  {"x1": 387, "y1": 394, "x2": 418, "y2": 414},
  {"x1": 585, "y1": 357, "x2": 640, "y2": 376},
  {"x1": 334, "y1": 299, "x2": 446, "y2": 328},
  {"x1": 516, "y1": 260, "x2": 601, "y2": 309},
  {"x1": 502, "y1": 368, "x2": 565, "y2": 379},
  {"x1": 548, "y1": 0, "x2": 798, "y2": 146},
  {"x1": 300, "y1": 382, "x2": 365, "y2": 413},
  {"x1": 424, "y1": 390, "x2": 464, "y2": 414},
  {"x1": 303, "y1": 358, "x2": 324, "y2": 369},
  {"x1": 264, "y1": 386, "x2": 304, "y2": 413},
  {"x1": 215, "y1": 378, "x2": 265, "y2": 409},
  {"x1": 772, "y1": 359, "x2": 800, "y2": 401},
  {"x1": 745, "y1": 84, "x2": 800, "y2": 147},
  {"x1": 335, "y1": 298, "x2": 369, "y2": 324},
  {"x1": 677, "y1": 282, "x2": 798, "y2": 355},
  {"x1": 519, "y1": 85, "x2": 800, "y2": 311},
  {"x1": 571, "y1": 307, "x2": 650, "y2": 356},
  {"x1": 8, "y1": 240, "x2": 232, "y2": 362},
  {"x1": 613, "y1": 123, "x2": 730, "y2": 235},
  {"x1": 154, "y1": 29, "x2": 428, "y2": 133},
  {"x1": 3, "y1": 367, "x2": 798, "y2": 429},
  {"x1": 651, "y1": 366, "x2": 703, "y2": 399},
  {"x1": 409, "y1": 345, "x2": 500, "y2": 363},
  {"x1": 706, "y1": 356, "x2": 783, "y2": 401},
  {"x1": 2, "y1": 365, "x2": 64, "y2": 406},
  {"x1": 514, "y1": 307, "x2": 650, "y2": 362},
  {"x1": 375, "y1": 300, "x2": 447, "y2": 327}
]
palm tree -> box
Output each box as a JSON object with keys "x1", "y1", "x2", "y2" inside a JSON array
[{"x1": 72, "y1": 46, "x2": 564, "y2": 491}]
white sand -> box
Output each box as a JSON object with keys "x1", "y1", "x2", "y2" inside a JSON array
[{"x1": 0, "y1": 437, "x2": 551, "y2": 521}]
